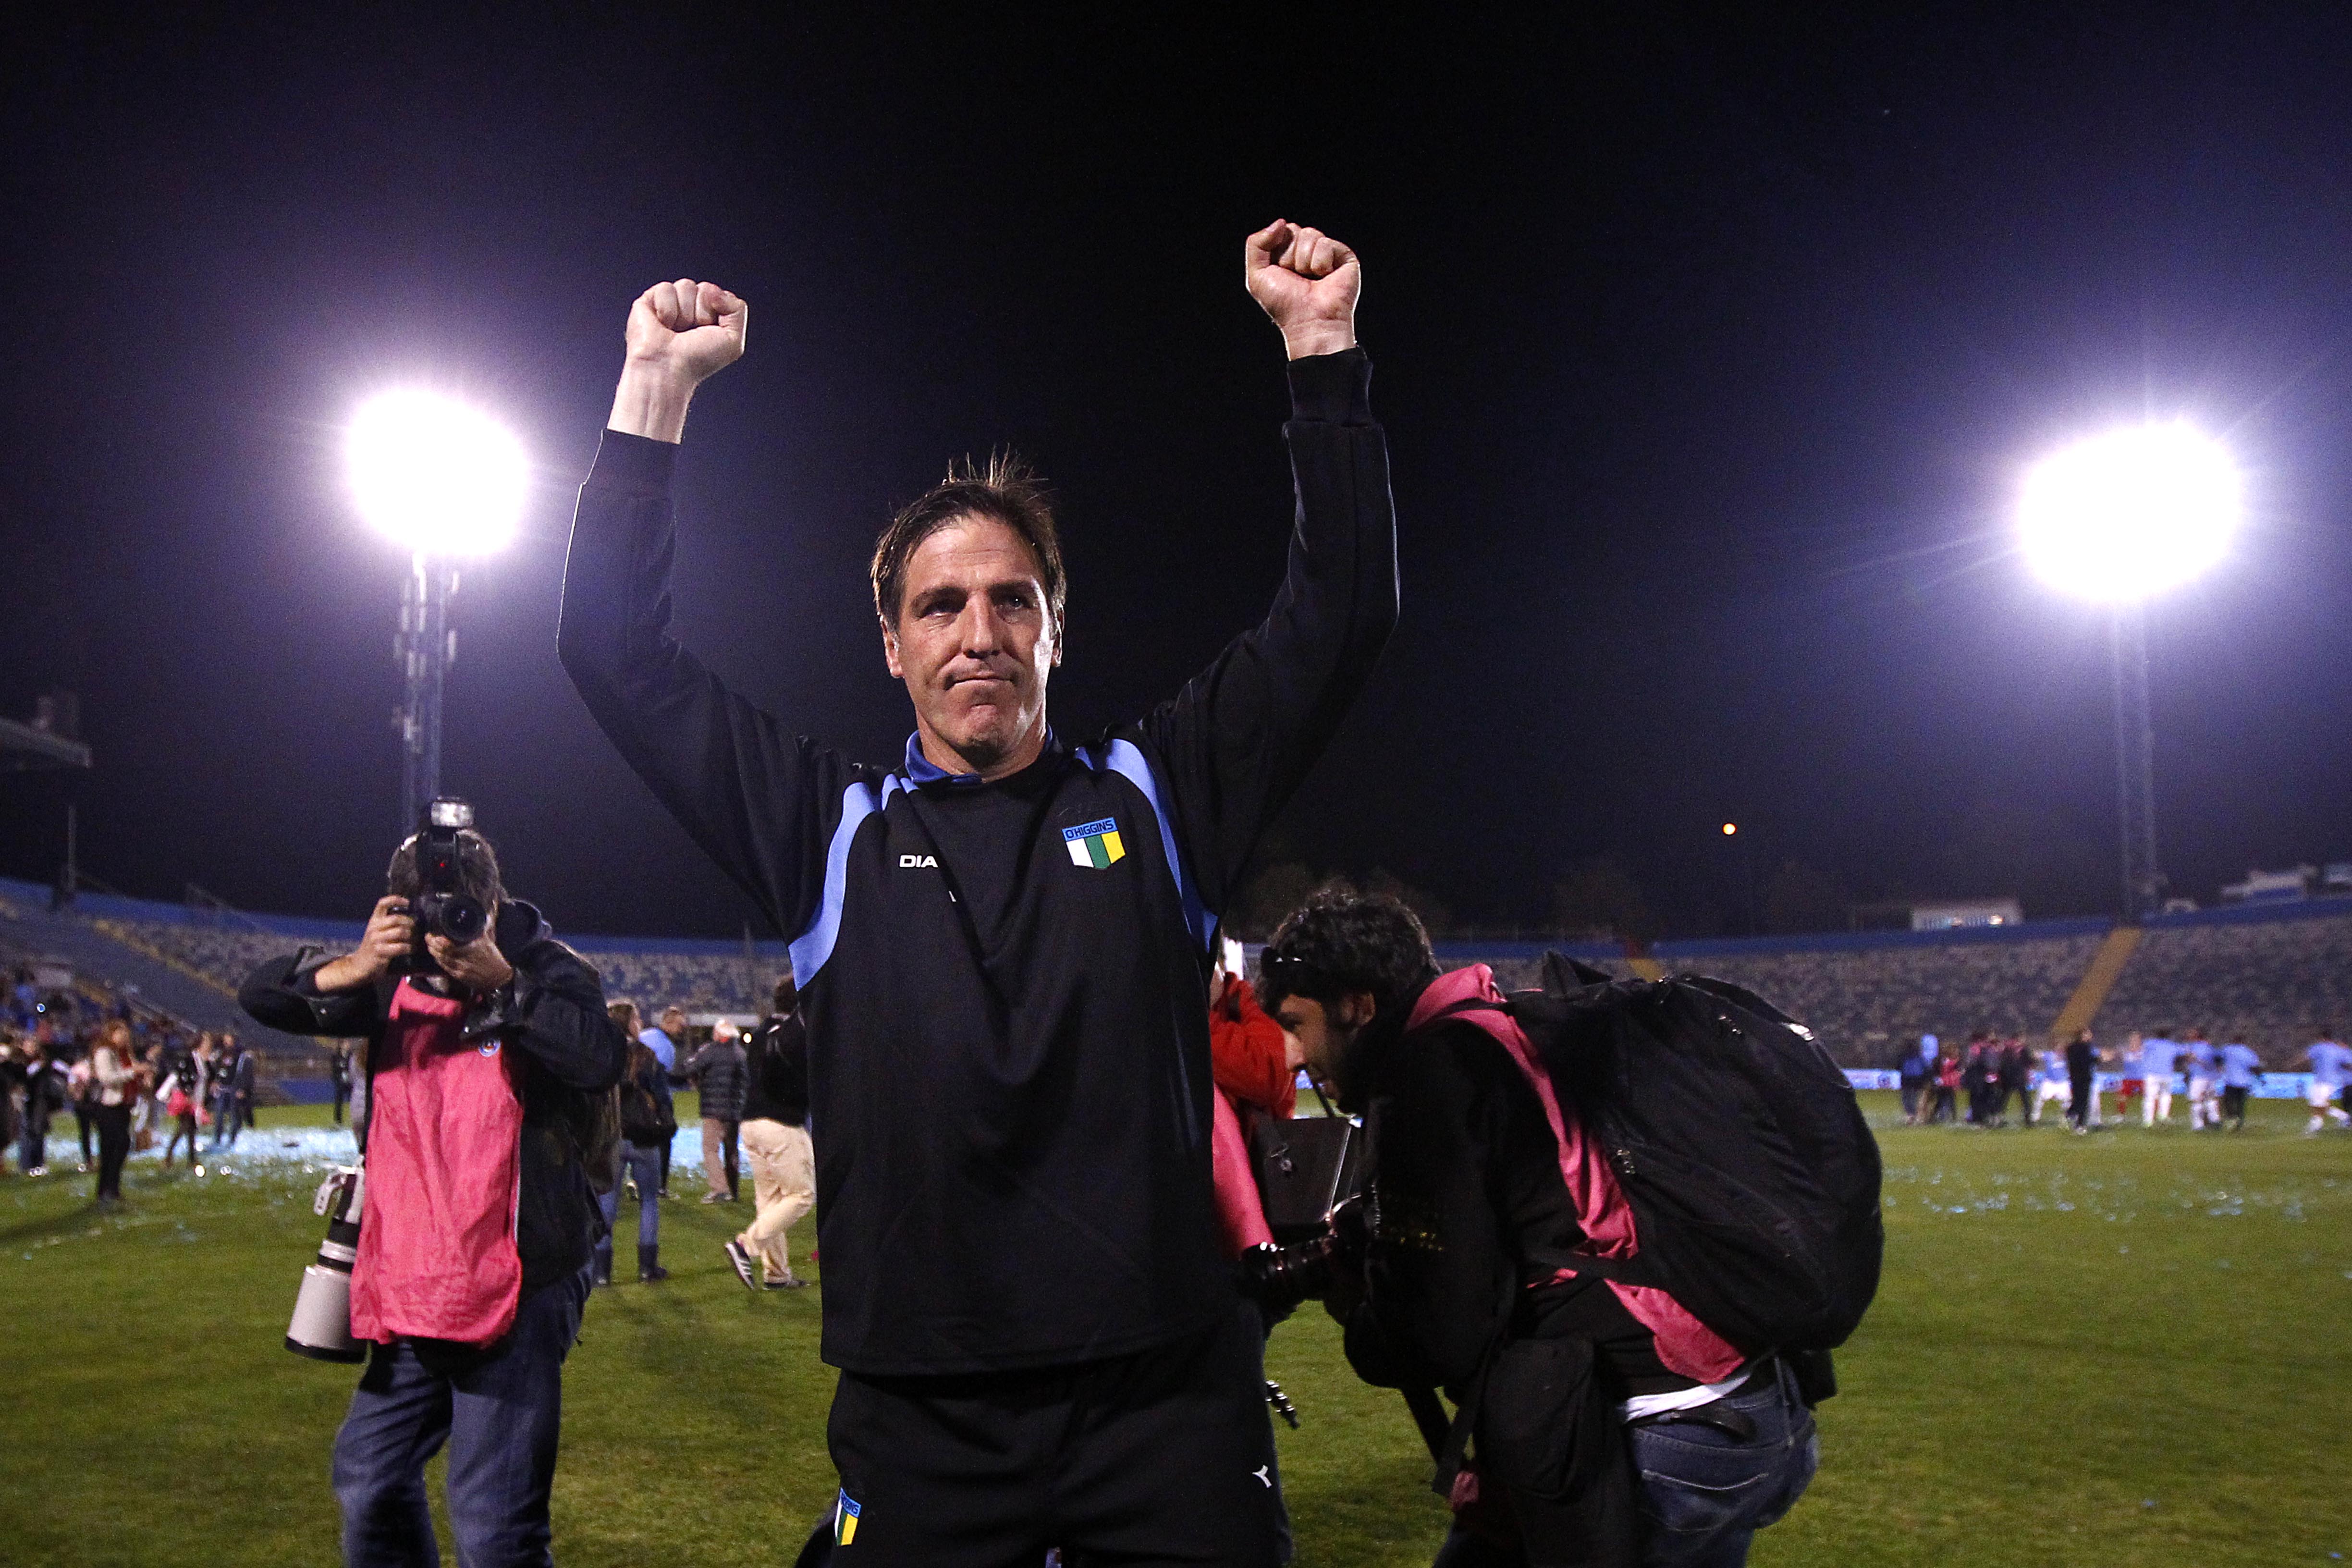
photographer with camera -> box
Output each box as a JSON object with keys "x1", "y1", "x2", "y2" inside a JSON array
[
  {"x1": 239, "y1": 804, "x2": 626, "y2": 1568},
  {"x1": 1257, "y1": 889, "x2": 1819, "y2": 1568}
]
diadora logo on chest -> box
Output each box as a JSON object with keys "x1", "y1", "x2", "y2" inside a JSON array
[
  {"x1": 897, "y1": 854, "x2": 940, "y2": 869},
  {"x1": 1062, "y1": 818, "x2": 1125, "y2": 869}
]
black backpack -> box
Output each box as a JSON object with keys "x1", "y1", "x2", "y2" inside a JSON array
[{"x1": 1435, "y1": 953, "x2": 1883, "y2": 1353}]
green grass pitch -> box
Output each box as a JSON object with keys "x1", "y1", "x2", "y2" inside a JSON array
[{"x1": 2, "y1": 1092, "x2": 2345, "y2": 1566}]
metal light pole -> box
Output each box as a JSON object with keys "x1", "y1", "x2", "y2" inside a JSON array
[
  {"x1": 396, "y1": 555, "x2": 461, "y2": 831},
  {"x1": 2019, "y1": 420, "x2": 2242, "y2": 925},
  {"x1": 349, "y1": 388, "x2": 526, "y2": 833},
  {"x1": 2108, "y1": 602, "x2": 2160, "y2": 920}
]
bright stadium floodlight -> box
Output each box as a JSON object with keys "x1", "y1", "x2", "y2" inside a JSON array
[
  {"x1": 346, "y1": 389, "x2": 528, "y2": 557},
  {"x1": 2017, "y1": 422, "x2": 2242, "y2": 603},
  {"x1": 2019, "y1": 420, "x2": 2244, "y2": 921},
  {"x1": 346, "y1": 389, "x2": 529, "y2": 828}
]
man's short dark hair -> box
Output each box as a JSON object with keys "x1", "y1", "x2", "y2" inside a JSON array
[
  {"x1": 385, "y1": 829, "x2": 504, "y2": 910},
  {"x1": 773, "y1": 974, "x2": 797, "y2": 1014},
  {"x1": 871, "y1": 452, "x2": 1065, "y2": 629},
  {"x1": 1257, "y1": 884, "x2": 1440, "y2": 1021}
]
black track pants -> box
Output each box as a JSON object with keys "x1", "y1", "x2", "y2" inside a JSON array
[{"x1": 825, "y1": 1306, "x2": 1283, "y2": 1568}]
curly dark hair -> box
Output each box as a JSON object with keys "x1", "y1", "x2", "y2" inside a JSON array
[{"x1": 1256, "y1": 884, "x2": 1439, "y2": 1021}]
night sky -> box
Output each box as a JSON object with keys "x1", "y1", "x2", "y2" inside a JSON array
[{"x1": 6, "y1": 5, "x2": 2352, "y2": 941}]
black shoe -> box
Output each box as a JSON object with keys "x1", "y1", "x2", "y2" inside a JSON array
[
  {"x1": 763, "y1": 1277, "x2": 808, "y2": 1290},
  {"x1": 638, "y1": 1244, "x2": 669, "y2": 1283},
  {"x1": 723, "y1": 1239, "x2": 759, "y2": 1290}
]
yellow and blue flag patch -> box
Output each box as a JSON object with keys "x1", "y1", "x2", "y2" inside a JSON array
[
  {"x1": 834, "y1": 1489, "x2": 861, "y2": 1545},
  {"x1": 1062, "y1": 818, "x2": 1125, "y2": 869}
]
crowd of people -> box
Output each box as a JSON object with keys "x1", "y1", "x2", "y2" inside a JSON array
[
  {"x1": 0, "y1": 961, "x2": 276, "y2": 1202},
  {"x1": 590, "y1": 987, "x2": 815, "y2": 1291},
  {"x1": 1893, "y1": 1025, "x2": 2352, "y2": 1135}
]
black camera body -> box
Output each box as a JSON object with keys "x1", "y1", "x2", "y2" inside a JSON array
[{"x1": 391, "y1": 797, "x2": 490, "y2": 975}]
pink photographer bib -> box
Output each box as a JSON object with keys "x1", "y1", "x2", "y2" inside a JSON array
[{"x1": 350, "y1": 979, "x2": 524, "y2": 1347}]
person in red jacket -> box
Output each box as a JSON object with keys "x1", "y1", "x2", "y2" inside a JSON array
[
  {"x1": 1931, "y1": 1048, "x2": 1962, "y2": 1125},
  {"x1": 1214, "y1": 968, "x2": 1297, "y2": 1116},
  {"x1": 1206, "y1": 964, "x2": 1297, "y2": 1258}
]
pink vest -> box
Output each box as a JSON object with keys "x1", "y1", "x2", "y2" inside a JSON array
[
  {"x1": 350, "y1": 980, "x2": 526, "y2": 1347},
  {"x1": 1407, "y1": 966, "x2": 1744, "y2": 1384}
]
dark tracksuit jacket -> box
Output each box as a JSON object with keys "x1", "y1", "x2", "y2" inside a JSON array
[{"x1": 558, "y1": 349, "x2": 1396, "y2": 1376}]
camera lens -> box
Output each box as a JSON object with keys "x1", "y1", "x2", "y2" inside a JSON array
[{"x1": 441, "y1": 896, "x2": 487, "y2": 943}]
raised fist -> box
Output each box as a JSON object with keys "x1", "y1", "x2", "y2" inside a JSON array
[
  {"x1": 624, "y1": 278, "x2": 748, "y2": 386},
  {"x1": 1245, "y1": 221, "x2": 1360, "y2": 360}
]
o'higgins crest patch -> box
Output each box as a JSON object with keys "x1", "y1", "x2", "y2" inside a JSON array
[{"x1": 1061, "y1": 818, "x2": 1125, "y2": 869}]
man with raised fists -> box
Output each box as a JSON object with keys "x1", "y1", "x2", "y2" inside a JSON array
[{"x1": 560, "y1": 222, "x2": 1396, "y2": 1565}]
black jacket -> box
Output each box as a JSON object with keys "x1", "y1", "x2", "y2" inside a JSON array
[
  {"x1": 741, "y1": 1011, "x2": 809, "y2": 1127},
  {"x1": 1340, "y1": 995, "x2": 1672, "y2": 1568},
  {"x1": 4, "y1": 1058, "x2": 63, "y2": 1135},
  {"x1": 559, "y1": 350, "x2": 1396, "y2": 1375},
  {"x1": 681, "y1": 1038, "x2": 747, "y2": 1122},
  {"x1": 238, "y1": 899, "x2": 627, "y2": 1293},
  {"x1": 1341, "y1": 1001, "x2": 1676, "y2": 1396},
  {"x1": 618, "y1": 1054, "x2": 673, "y2": 1146}
]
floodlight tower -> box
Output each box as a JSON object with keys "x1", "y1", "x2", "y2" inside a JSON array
[
  {"x1": 346, "y1": 391, "x2": 527, "y2": 830},
  {"x1": 2018, "y1": 422, "x2": 2242, "y2": 919}
]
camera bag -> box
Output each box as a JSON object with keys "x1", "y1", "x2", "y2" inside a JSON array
[
  {"x1": 1246, "y1": 1082, "x2": 1361, "y2": 1244},
  {"x1": 1426, "y1": 953, "x2": 1883, "y2": 1354}
]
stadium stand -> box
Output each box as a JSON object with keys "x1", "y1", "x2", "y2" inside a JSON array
[
  {"x1": 1653, "y1": 924, "x2": 2112, "y2": 1067},
  {"x1": 1437, "y1": 923, "x2": 2112, "y2": 1067},
  {"x1": 0, "y1": 878, "x2": 788, "y2": 1029},
  {"x1": 0, "y1": 878, "x2": 320, "y2": 1061},
  {"x1": 2090, "y1": 897, "x2": 2352, "y2": 1065},
  {"x1": 117, "y1": 921, "x2": 777, "y2": 1019},
  {"x1": 562, "y1": 938, "x2": 777, "y2": 1017},
  {"x1": 19, "y1": 873, "x2": 2352, "y2": 1076}
]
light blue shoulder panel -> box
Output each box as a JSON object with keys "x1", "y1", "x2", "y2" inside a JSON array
[
  {"x1": 1089, "y1": 738, "x2": 1215, "y2": 952},
  {"x1": 789, "y1": 773, "x2": 901, "y2": 988}
]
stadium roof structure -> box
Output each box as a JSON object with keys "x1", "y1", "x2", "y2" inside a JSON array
[{"x1": 0, "y1": 715, "x2": 91, "y2": 771}]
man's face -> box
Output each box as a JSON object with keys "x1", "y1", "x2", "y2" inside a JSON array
[
  {"x1": 883, "y1": 515, "x2": 1059, "y2": 773},
  {"x1": 1272, "y1": 991, "x2": 1376, "y2": 1083}
]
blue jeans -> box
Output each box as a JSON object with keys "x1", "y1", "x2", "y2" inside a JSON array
[
  {"x1": 591, "y1": 1143, "x2": 663, "y2": 1276},
  {"x1": 622, "y1": 1141, "x2": 661, "y2": 1247},
  {"x1": 331, "y1": 1265, "x2": 590, "y2": 1567},
  {"x1": 1627, "y1": 1361, "x2": 1817, "y2": 1568}
]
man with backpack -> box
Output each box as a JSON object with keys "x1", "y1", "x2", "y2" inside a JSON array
[{"x1": 1259, "y1": 887, "x2": 1859, "y2": 1568}]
